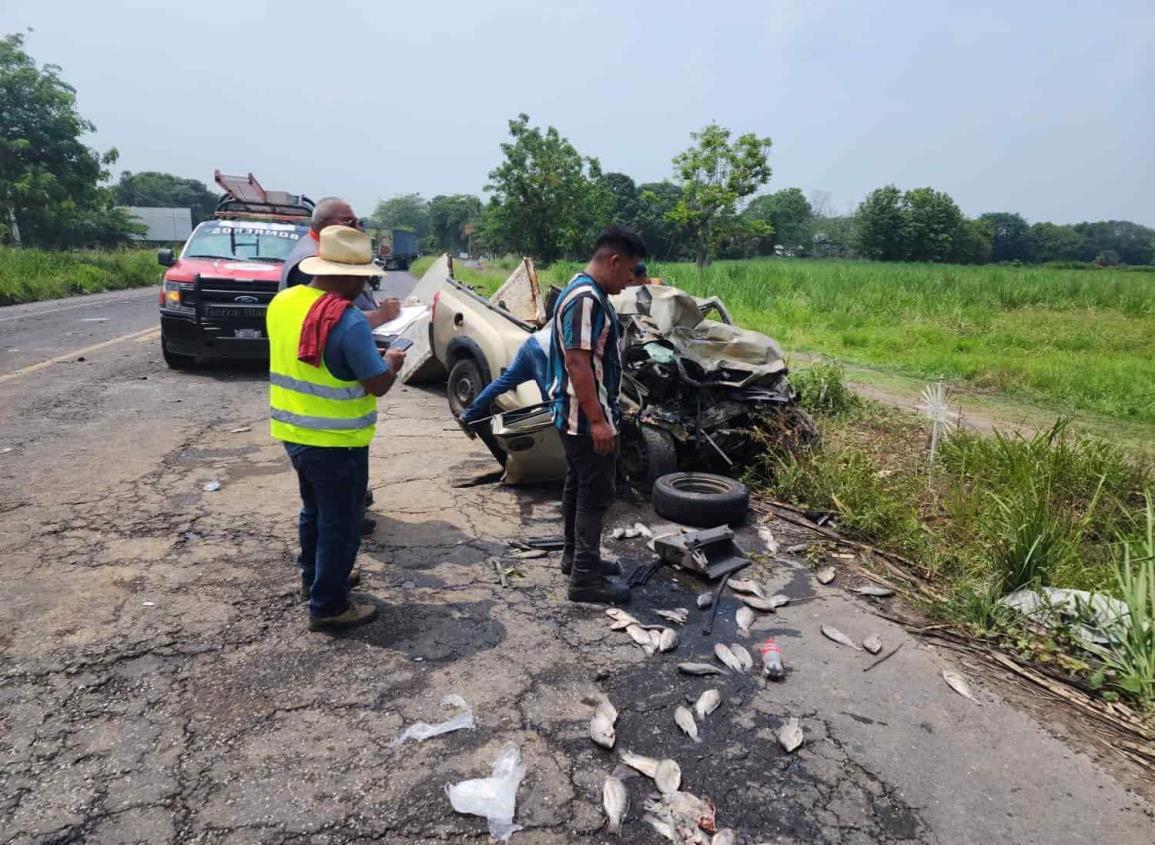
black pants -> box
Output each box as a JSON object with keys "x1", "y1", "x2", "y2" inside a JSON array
[{"x1": 562, "y1": 434, "x2": 618, "y2": 577}]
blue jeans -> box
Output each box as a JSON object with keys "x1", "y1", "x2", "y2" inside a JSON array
[
  {"x1": 460, "y1": 338, "x2": 549, "y2": 423},
  {"x1": 284, "y1": 443, "x2": 368, "y2": 617}
]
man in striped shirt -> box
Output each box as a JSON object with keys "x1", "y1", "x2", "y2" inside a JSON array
[{"x1": 549, "y1": 227, "x2": 648, "y2": 604}]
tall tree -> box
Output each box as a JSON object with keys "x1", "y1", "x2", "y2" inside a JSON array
[
  {"x1": 1028, "y1": 222, "x2": 1083, "y2": 262},
  {"x1": 979, "y1": 212, "x2": 1031, "y2": 263},
  {"x1": 1072, "y1": 220, "x2": 1155, "y2": 266},
  {"x1": 854, "y1": 185, "x2": 906, "y2": 261},
  {"x1": 0, "y1": 33, "x2": 136, "y2": 247},
  {"x1": 634, "y1": 182, "x2": 685, "y2": 261},
  {"x1": 483, "y1": 113, "x2": 611, "y2": 262},
  {"x1": 599, "y1": 172, "x2": 641, "y2": 228},
  {"x1": 428, "y1": 193, "x2": 482, "y2": 254},
  {"x1": 370, "y1": 193, "x2": 430, "y2": 239},
  {"x1": 668, "y1": 123, "x2": 773, "y2": 266},
  {"x1": 744, "y1": 187, "x2": 813, "y2": 253},
  {"x1": 903, "y1": 187, "x2": 964, "y2": 262},
  {"x1": 112, "y1": 171, "x2": 219, "y2": 224}
]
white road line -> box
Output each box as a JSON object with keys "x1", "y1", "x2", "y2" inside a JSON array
[
  {"x1": 0, "y1": 327, "x2": 160, "y2": 383},
  {"x1": 0, "y1": 289, "x2": 159, "y2": 325}
]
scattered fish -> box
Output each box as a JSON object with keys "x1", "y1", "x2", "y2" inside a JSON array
[
  {"x1": 619, "y1": 750, "x2": 659, "y2": 779},
  {"x1": 607, "y1": 608, "x2": 635, "y2": 622},
  {"x1": 511, "y1": 548, "x2": 547, "y2": 559},
  {"x1": 757, "y1": 525, "x2": 780, "y2": 554},
  {"x1": 603, "y1": 775, "x2": 629, "y2": 834},
  {"x1": 786, "y1": 543, "x2": 809, "y2": 554},
  {"x1": 712, "y1": 830, "x2": 737, "y2": 845},
  {"x1": 591, "y1": 709, "x2": 616, "y2": 749},
  {"x1": 654, "y1": 759, "x2": 682, "y2": 794},
  {"x1": 645, "y1": 791, "x2": 717, "y2": 841},
  {"x1": 658, "y1": 628, "x2": 679, "y2": 653},
  {"x1": 863, "y1": 634, "x2": 883, "y2": 655},
  {"x1": 649, "y1": 629, "x2": 664, "y2": 651},
  {"x1": 678, "y1": 662, "x2": 726, "y2": 676},
  {"x1": 942, "y1": 669, "x2": 979, "y2": 703},
  {"x1": 730, "y1": 643, "x2": 754, "y2": 672},
  {"x1": 728, "y1": 579, "x2": 766, "y2": 598},
  {"x1": 777, "y1": 717, "x2": 804, "y2": 753},
  {"x1": 696, "y1": 592, "x2": 714, "y2": 610},
  {"x1": 674, "y1": 706, "x2": 700, "y2": 742},
  {"x1": 655, "y1": 608, "x2": 689, "y2": 625},
  {"x1": 738, "y1": 594, "x2": 778, "y2": 612},
  {"x1": 768, "y1": 594, "x2": 791, "y2": 609},
  {"x1": 627, "y1": 625, "x2": 657, "y2": 655},
  {"x1": 820, "y1": 625, "x2": 862, "y2": 650},
  {"x1": 816, "y1": 566, "x2": 836, "y2": 584},
  {"x1": 713, "y1": 643, "x2": 744, "y2": 673},
  {"x1": 694, "y1": 689, "x2": 721, "y2": 720},
  {"x1": 643, "y1": 814, "x2": 677, "y2": 842},
  {"x1": 595, "y1": 695, "x2": 618, "y2": 724},
  {"x1": 736, "y1": 606, "x2": 755, "y2": 637},
  {"x1": 609, "y1": 618, "x2": 636, "y2": 631},
  {"x1": 851, "y1": 584, "x2": 895, "y2": 597},
  {"x1": 632, "y1": 522, "x2": 654, "y2": 540}
]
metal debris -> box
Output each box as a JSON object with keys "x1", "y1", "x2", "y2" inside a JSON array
[{"x1": 820, "y1": 625, "x2": 862, "y2": 650}]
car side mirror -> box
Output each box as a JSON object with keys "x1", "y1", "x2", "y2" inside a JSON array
[{"x1": 157, "y1": 248, "x2": 175, "y2": 267}]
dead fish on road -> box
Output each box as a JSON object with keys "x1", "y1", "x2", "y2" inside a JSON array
[
  {"x1": 511, "y1": 548, "x2": 547, "y2": 559},
  {"x1": 943, "y1": 669, "x2": 979, "y2": 703},
  {"x1": 714, "y1": 643, "x2": 744, "y2": 673},
  {"x1": 644, "y1": 791, "x2": 717, "y2": 842},
  {"x1": 736, "y1": 606, "x2": 755, "y2": 637},
  {"x1": 626, "y1": 624, "x2": 657, "y2": 655},
  {"x1": 594, "y1": 695, "x2": 618, "y2": 724},
  {"x1": 694, "y1": 688, "x2": 721, "y2": 720},
  {"x1": 674, "y1": 705, "x2": 700, "y2": 742},
  {"x1": 607, "y1": 608, "x2": 636, "y2": 623},
  {"x1": 786, "y1": 543, "x2": 809, "y2": 554},
  {"x1": 603, "y1": 774, "x2": 629, "y2": 834},
  {"x1": 820, "y1": 624, "x2": 863, "y2": 650},
  {"x1": 730, "y1": 643, "x2": 754, "y2": 672},
  {"x1": 649, "y1": 629, "x2": 664, "y2": 651},
  {"x1": 851, "y1": 584, "x2": 895, "y2": 597},
  {"x1": 816, "y1": 566, "x2": 836, "y2": 584},
  {"x1": 696, "y1": 592, "x2": 714, "y2": 610},
  {"x1": 655, "y1": 608, "x2": 689, "y2": 625},
  {"x1": 728, "y1": 578, "x2": 766, "y2": 598},
  {"x1": 678, "y1": 662, "x2": 727, "y2": 676},
  {"x1": 767, "y1": 593, "x2": 791, "y2": 609},
  {"x1": 655, "y1": 758, "x2": 682, "y2": 794},
  {"x1": 758, "y1": 524, "x2": 780, "y2": 554},
  {"x1": 591, "y1": 709, "x2": 617, "y2": 749},
  {"x1": 738, "y1": 594, "x2": 779, "y2": 612},
  {"x1": 712, "y1": 830, "x2": 737, "y2": 845},
  {"x1": 619, "y1": 750, "x2": 659, "y2": 779},
  {"x1": 863, "y1": 634, "x2": 883, "y2": 655},
  {"x1": 658, "y1": 628, "x2": 679, "y2": 653},
  {"x1": 777, "y1": 717, "x2": 804, "y2": 753}
]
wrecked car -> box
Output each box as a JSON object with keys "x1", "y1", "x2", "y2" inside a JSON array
[{"x1": 429, "y1": 257, "x2": 815, "y2": 487}]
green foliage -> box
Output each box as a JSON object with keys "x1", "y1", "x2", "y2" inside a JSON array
[
  {"x1": 744, "y1": 188, "x2": 813, "y2": 253},
  {"x1": 853, "y1": 185, "x2": 906, "y2": 260},
  {"x1": 634, "y1": 182, "x2": 686, "y2": 261},
  {"x1": 1, "y1": 33, "x2": 136, "y2": 248},
  {"x1": 791, "y1": 361, "x2": 862, "y2": 417},
  {"x1": 599, "y1": 172, "x2": 641, "y2": 227},
  {"x1": 1102, "y1": 492, "x2": 1155, "y2": 703},
  {"x1": 428, "y1": 194, "x2": 482, "y2": 254},
  {"x1": 0, "y1": 245, "x2": 157, "y2": 304},
  {"x1": 483, "y1": 114, "x2": 611, "y2": 263},
  {"x1": 370, "y1": 193, "x2": 431, "y2": 239},
  {"x1": 980, "y1": 212, "x2": 1031, "y2": 262},
  {"x1": 855, "y1": 185, "x2": 974, "y2": 263},
  {"x1": 111, "y1": 171, "x2": 219, "y2": 224},
  {"x1": 668, "y1": 123, "x2": 773, "y2": 266}
]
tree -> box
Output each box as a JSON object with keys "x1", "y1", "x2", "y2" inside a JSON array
[
  {"x1": 903, "y1": 187, "x2": 965, "y2": 262},
  {"x1": 0, "y1": 33, "x2": 136, "y2": 247},
  {"x1": 744, "y1": 188, "x2": 813, "y2": 253},
  {"x1": 483, "y1": 113, "x2": 611, "y2": 262},
  {"x1": 634, "y1": 182, "x2": 685, "y2": 261},
  {"x1": 953, "y1": 217, "x2": 994, "y2": 265},
  {"x1": 854, "y1": 185, "x2": 906, "y2": 261},
  {"x1": 1028, "y1": 222, "x2": 1082, "y2": 262},
  {"x1": 668, "y1": 123, "x2": 773, "y2": 266},
  {"x1": 428, "y1": 193, "x2": 482, "y2": 254},
  {"x1": 979, "y1": 212, "x2": 1030, "y2": 263},
  {"x1": 370, "y1": 193, "x2": 430, "y2": 239},
  {"x1": 1073, "y1": 220, "x2": 1155, "y2": 266},
  {"x1": 599, "y1": 172, "x2": 641, "y2": 228},
  {"x1": 112, "y1": 171, "x2": 219, "y2": 224}
]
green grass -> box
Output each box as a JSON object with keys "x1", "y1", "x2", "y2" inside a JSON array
[
  {"x1": 0, "y1": 246, "x2": 160, "y2": 305},
  {"x1": 541, "y1": 259, "x2": 1155, "y2": 426}
]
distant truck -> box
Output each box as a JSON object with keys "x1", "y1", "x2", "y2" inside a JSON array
[{"x1": 374, "y1": 229, "x2": 420, "y2": 271}]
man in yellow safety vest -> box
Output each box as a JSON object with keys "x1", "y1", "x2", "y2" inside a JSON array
[{"x1": 266, "y1": 225, "x2": 406, "y2": 631}]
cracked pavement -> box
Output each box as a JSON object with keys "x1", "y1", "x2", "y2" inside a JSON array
[{"x1": 1, "y1": 288, "x2": 1152, "y2": 844}]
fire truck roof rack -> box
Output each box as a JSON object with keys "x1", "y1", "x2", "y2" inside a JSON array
[{"x1": 213, "y1": 170, "x2": 315, "y2": 223}]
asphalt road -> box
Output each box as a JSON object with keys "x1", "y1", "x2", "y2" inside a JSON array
[{"x1": 0, "y1": 285, "x2": 1151, "y2": 844}]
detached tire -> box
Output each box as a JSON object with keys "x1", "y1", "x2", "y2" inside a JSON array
[
  {"x1": 652, "y1": 472, "x2": 749, "y2": 527},
  {"x1": 619, "y1": 424, "x2": 678, "y2": 495}
]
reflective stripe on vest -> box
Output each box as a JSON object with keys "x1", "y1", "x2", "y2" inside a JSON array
[{"x1": 266, "y1": 285, "x2": 377, "y2": 447}]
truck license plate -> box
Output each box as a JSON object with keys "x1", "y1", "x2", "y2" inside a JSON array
[{"x1": 234, "y1": 328, "x2": 261, "y2": 339}]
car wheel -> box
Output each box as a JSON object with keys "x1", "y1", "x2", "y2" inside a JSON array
[
  {"x1": 161, "y1": 336, "x2": 195, "y2": 369},
  {"x1": 619, "y1": 424, "x2": 678, "y2": 495},
  {"x1": 652, "y1": 472, "x2": 749, "y2": 527},
  {"x1": 447, "y1": 358, "x2": 485, "y2": 418}
]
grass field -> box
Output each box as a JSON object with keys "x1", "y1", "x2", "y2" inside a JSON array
[{"x1": 0, "y1": 247, "x2": 160, "y2": 305}]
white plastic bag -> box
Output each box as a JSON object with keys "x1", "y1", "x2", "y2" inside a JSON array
[
  {"x1": 446, "y1": 743, "x2": 526, "y2": 842},
  {"x1": 393, "y1": 695, "x2": 475, "y2": 747}
]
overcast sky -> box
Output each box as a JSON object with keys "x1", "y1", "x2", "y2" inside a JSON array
[{"x1": 7, "y1": 0, "x2": 1154, "y2": 224}]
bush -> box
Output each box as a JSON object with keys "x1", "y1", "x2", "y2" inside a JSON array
[
  {"x1": 0, "y1": 246, "x2": 158, "y2": 305},
  {"x1": 791, "y1": 361, "x2": 862, "y2": 416}
]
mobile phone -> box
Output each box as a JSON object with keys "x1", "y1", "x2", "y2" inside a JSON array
[{"x1": 388, "y1": 337, "x2": 414, "y2": 351}]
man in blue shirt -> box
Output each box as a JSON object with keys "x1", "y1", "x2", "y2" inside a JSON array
[
  {"x1": 459, "y1": 325, "x2": 553, "y2": 426},
  {"x1": 549, "y1": 227, "x2": 648, "y2": 604}
]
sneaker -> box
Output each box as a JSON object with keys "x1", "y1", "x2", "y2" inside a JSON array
[
  {"x1": 360, "y1": 517, "x2": 377, "y2": 536},
  {"x1": 308, "y1": 600, "x2": 378, "y2": 631},
  {"x1": 300, "y1": 569, "x2": 362, "y2": 600},
  {"x1": 561, "y1": 556, "x2": 622, "y2": 577},
  {"x1": 568, "y1": 573, "x2": 631, "y2": 605}
]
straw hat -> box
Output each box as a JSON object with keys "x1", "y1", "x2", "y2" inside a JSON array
[{"x1": 299, "y1": 225, "x2": 384, "y2": 277}]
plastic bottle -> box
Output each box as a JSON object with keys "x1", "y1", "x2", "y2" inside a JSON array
[{"x1": 759, "y1": 638, "x2": 785, "y2": 680}]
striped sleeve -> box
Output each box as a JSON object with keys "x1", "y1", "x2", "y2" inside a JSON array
[{"x1": 560, "y1": 292, "x2": 602, "y2": 352}]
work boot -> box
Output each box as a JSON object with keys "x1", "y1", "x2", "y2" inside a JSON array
[
  {"x1": 360, "y1": 517, "x2": 377, "y2": 536},
  {"x1": 561, "y1": 554, "x2": 621, "y2": 577},
  {"x1": 308, "y1": 600, "x2": 378, "y2": 632},
  {"x1": 300, "y1": 569, "x2": 362, "y2": 600},
  {"x1": 568, "y1": 568, "x2": 631, "y2": 605}
]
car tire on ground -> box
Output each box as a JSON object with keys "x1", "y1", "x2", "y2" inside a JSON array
[
  {"x1": 619, "y1": 424, "x2": 678, "y2": 495},
  {"x1": 161, "y1": 336, "x2": 194, "y2": 369},
  {"x1": 652, "y1": 472, "x2": 749, "y2": 527},
  {"x1": 447, "y1": 358, "x2": 485, "y2": 418}
]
